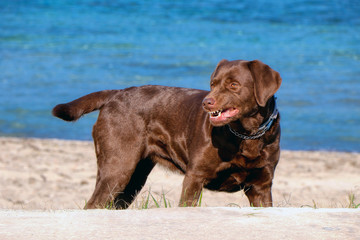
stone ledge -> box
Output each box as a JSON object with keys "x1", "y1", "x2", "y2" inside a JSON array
[{"x1": 1, "y1": 207, "x2": 359, "y2": 240}]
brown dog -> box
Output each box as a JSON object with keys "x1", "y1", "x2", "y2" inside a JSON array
[{"x1": 52, "y1": 59, "x2": 282, "y2": 208}]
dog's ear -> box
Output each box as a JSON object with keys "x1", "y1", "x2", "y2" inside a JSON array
[
  {"x1": 211, "y1": 59, "x2": 228, "y2": 79},
  {"x1": 248, "y1": 60, "x2": 282, "y2": 107}
]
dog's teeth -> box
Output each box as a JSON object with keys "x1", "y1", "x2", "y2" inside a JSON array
[{"x1": 210, "y1": 110, "x2": 222, "y2": 117}]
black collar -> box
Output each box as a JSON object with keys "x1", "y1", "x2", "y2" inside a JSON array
[{"x1": 227, "y1": 97, "x2": 279, "y2": 140}]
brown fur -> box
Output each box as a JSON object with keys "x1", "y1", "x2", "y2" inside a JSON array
[{"x1": 52, "y1": 59, "x2": 282, "y2": 208}]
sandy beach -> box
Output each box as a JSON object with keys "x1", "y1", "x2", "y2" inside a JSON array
[
  {"x1": 1, "y1": 137, "x2": 359, "y2": 239},
  {"x1": 1, "y1": 137, "x2": 359, "y2": 210}
]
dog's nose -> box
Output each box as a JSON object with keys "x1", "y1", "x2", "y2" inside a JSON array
[{"x1": 202, "y1": 97, "x2": 215, "y2": 108}]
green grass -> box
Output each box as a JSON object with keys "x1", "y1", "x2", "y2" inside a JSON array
[
  {"x1": 133, "y1": 188, "x2": 174, "y2": 209},
  {"x1": 348, "y1": 193, "x2": 360, "y2": 208},
  {"x1": 101, "y1": 187, "x2": 206, "y2": 209},
  {"x1": 83, "y1": 189, "x2": 360, "y2": 210},
  {"x1": 301, "y1": 200, "x2": 318, "y2": 209},
  {"x1": 299, "y1": 193, "x2": 360, "y2": 209}
]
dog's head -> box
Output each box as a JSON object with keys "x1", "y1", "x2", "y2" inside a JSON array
[{"x1": 202, "y1": 59, "x2": 282, "y2": 126}]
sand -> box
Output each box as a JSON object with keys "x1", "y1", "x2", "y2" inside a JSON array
[
  {"x1": 1, "y1": 137, "x2": 359, "y2": 209},
  {"x1": 1, "y1": 137, "x2": 360, "y2": 239}
]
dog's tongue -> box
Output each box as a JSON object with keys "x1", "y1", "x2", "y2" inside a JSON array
[
  {"x1": 210, "y1": 108, "x2": 239, "y2": 122},
  {"x1": 222, "y1": 108, "x2": 239, "y2": 118}
]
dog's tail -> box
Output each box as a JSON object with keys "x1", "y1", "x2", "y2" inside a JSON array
[{"x1": 52, "y1": 90, "x2": 118, "y2": 121}]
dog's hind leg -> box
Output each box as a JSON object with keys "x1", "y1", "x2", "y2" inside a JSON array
[
  {"x1": 85, "y1": 154, "x2": 154, "y2": 209},
  {"x1": 113, "y1": 157, "x2": 155, "y2": 209},
  {"x1": 85, "y1": 118, "x2": 151, "y2": 209},
  {"x1": 85, "y1": 153, "x2": 145, "y2": 209}
]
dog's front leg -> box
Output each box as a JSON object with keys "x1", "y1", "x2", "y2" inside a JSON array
[
  {"x1": 244, "y1": 183, "x2": 273, "y2": 207},
  {"x1": 179, "y1": 173, "x2": 205, "y2": 207}
]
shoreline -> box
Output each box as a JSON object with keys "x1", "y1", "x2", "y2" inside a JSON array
[
  {"x1": 3, "y1": 135, "x2": 359, "y2": 153},
  {"x1": 1, "y1": 137, "x2": 359, "y2": 210},
  {"x1": 7, "y1": 135, "x2": 360, "y2": 153}
]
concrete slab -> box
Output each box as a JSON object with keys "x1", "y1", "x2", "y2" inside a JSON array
[{"x1": 0, "y1": 207, "x2": 359, "y2": 240}]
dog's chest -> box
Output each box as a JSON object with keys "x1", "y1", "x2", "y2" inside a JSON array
[
  {"x1": 205, "y1": 154, "x2": 264, "y2": 192},
  {"x1": 230, "y1": 152, "x2": 263, "y2": 169},
  {"x1": 205, "y1": 170, "x2": 247, "y2": 192}
]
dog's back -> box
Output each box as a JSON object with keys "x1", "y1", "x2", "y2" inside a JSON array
[{"x1": 53, "y1": 86, "x2": 207, "y2": 123}]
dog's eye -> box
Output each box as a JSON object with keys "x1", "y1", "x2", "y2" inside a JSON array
[{"x1": 229, "y1": 82, "x2": 240, "y2": 89}]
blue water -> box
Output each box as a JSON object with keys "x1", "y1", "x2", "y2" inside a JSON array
[{"x1": 1, "y1": 0, "x2": 359, "y2": 152}]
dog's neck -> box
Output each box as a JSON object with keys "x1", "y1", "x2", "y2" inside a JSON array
[{"x1": 228, "y1": 97, "x2": 277, "y2": 138}]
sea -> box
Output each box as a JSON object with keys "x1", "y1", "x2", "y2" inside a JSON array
[{"x1": 1, "y1": 0, "x2": 359, "y2": 152}]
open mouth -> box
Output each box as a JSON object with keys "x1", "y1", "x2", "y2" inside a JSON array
[{"x1": 208, "y1": 108, "x2": 239, "y2": 123}]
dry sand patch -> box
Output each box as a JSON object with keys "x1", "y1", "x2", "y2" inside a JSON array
[{"x1": 0, "y1": 137, "x2": 359, "y2": 209}]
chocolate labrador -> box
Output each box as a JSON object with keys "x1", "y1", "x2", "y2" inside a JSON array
[{"x1": 52, "y1": 59, "x2": 282, "y2": 208}]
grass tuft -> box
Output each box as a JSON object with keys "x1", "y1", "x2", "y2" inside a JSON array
[
  {"x1": 348, "y1": 193, "x2": 360, "y2": 208},
  {"x1": 198, "y1": 190, "x2": 203, "y2": 207},
  {"x1": 135, "y1": 188, "x2": 174, "y2": 209},
  {"x1": 81, "y1": 189, "x2": 360, "y2": 210},
  {"x1": 301, "y1": 200, "x2": 318, "y2": 209}
]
